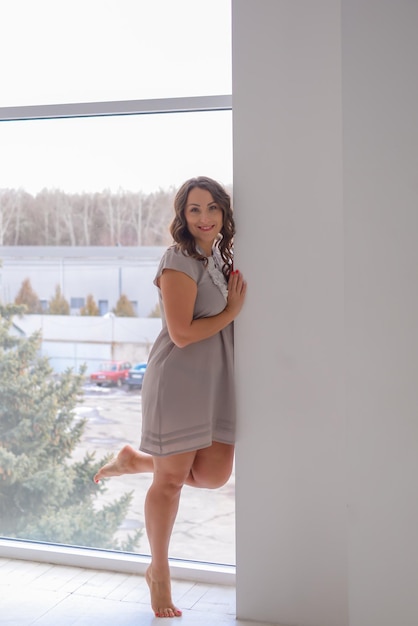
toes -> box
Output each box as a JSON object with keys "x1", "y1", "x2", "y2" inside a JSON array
[
  {"x1": 163, "y1": 608, "x2": 174, "y2": 618},
  {"x1": 93, "y1": 470, "x2": 104, "y2": 483},
  {"x1": 154, "y1": 607, "x2": 182, "y2": 618}
]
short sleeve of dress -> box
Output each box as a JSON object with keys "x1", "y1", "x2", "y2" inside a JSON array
[{"x1": 153, "y1": 245, "x2": 201, "y2": 286}]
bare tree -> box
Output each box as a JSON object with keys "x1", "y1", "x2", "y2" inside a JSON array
[
  {"x1": 102, "y1": 189, "x2": 116, "y2": 245},
  {"x1": 0, "y1": 189, "x2": 16, "y2": 246},
  {"x1": 12, "y1": 189, "x2": 28, "y2": 245},
  {"x1": 32, "y1": 189, "x2": 53, "y2": 244},
  {"x1": 0, "y1": 185, "x2": 181, "y2": 246},
  {"x1": 59, "y1": 192, "x2": 77, "y2": 246},
  {"x1": 79, "y1": 194, "x2": 95, "y2": 245},
  {"x1": 125, "y1": 191, "x2": 145, "y2": 245},
  {"x1": 142, "y1": 187, "x2": 174, "y2": 245}
]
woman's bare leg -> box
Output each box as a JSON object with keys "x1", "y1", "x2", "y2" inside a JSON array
[
  {"x1": 145, "y1": 451, "x2": 196, "y2": 617},
  {"x1": 145, "y1": 444, "x2": 234, "y2": 617},
  {"x1": 93, "y1": 444, "x2": 153, "y2": 483},
  {"x1": 94, "y1": 442, "x2": 235, "y2": 617},
  {"x1": 94, "y1": 441, "x2": 234, "y2": 486},
  {"x1": 187, "y1": 442, "x2": 234, "y2": 488}
]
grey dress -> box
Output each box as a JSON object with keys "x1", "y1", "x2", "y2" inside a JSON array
[{"x1": 140, "y1": 245, "x2": 235, "y2": 457}]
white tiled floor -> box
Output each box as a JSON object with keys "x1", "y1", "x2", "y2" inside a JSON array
[{"x1": 0, "y1": 558, "x2": 273, "y2": 625}]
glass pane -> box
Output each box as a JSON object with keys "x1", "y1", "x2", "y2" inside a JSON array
[
  {"x1": 0, "y1": 111, "x2": 232, "y2": 195},
  {"x1": 0, "y1": 0, "x2": 231, "y2": 107},
  {"x1": 0, "y1": 111, "x2": 235, "y2": 565}
]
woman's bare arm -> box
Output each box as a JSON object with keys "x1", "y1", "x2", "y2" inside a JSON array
[{"x1": 159, "y1": 268, "x2": 246, "y2": 348}]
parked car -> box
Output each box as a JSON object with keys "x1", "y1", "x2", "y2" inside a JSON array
[
  {"x1": 90, "y1": 360, "x2": 132, "y2": 387},
  {"x1": 126, "y1": 362, "x2": 147, "y2": 390}
]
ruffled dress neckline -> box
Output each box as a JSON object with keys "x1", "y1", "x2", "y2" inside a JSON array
[{"x1": 197, "y1": 246, "x2": 228, "y2": 302}]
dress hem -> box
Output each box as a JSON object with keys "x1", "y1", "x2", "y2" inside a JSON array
[{"x1": 139, "y1": 436, "x2": 235, "y2": 458}]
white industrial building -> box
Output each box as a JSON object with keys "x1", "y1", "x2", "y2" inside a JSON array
[
  {"x1": 0, "y1": 246, "x2": 165, "y2": 374},
  {"x1": 0, "y1": 245, "x2": 166, "y2": 317}
]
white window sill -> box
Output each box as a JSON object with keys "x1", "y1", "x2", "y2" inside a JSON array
[{"x1": 0, "y1": 538, "x2": 235, "y2": 585}]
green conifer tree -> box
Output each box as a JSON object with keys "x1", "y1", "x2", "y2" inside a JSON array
[
  {"x1": 113, "y1": 294, "x2": 136, "y2": 317},
  {"x1": 80, "y1": 294, "x2": 100, "y2": 316},
  {"x1": 14, "y1": 278, "x2": 43, "y2": 313},
  {"x1": 0, "y1": 304, "x2": 140, "y2": 550},
  {"x1": 48, "y1": 285, "x2": 70, "y2": 315}
]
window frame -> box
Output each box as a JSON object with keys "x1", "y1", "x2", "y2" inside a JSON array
[{"x1": 0, "y1": 95, "x2": 232, "y2": 122}]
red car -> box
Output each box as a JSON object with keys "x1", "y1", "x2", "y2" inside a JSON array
[{"x1": 90, "y1": 360, "x2": 132, "y2": 387}]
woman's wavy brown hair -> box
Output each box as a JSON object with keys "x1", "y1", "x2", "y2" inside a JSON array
[{"x1": 170, "y1": 176, "x2": 235, "y2": 280}]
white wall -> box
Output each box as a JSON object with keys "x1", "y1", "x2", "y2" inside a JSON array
[
  {"x1": 232, "y1": 1, "x2": 418, "y2": 625},
  {"x1": 343, "y1": 2, "x2": 418, "y2": 625},
  {"x1": 232, "y1": 2, "x2": 347, "y2": 625}
]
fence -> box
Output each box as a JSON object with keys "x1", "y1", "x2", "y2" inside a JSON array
[{"x1": 15, "y1": 314, "x2": 162, "y2": 374}]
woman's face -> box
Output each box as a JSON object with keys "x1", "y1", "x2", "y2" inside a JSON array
[{"x1": 184, "y1": 187, "x2": 223, "y2": 255}]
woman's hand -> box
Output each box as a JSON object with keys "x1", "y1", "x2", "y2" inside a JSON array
[
  {"x1": 225, "y1": 270, "x2": 247, "y2": 318},
  {"x1": 160, "y1": 268, "x2": 247, "y2": 348}
]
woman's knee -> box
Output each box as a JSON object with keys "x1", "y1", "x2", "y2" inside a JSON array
[
  {"x1": 152, "y1": 454, "x2": 195, "y2": 493},
  {"x1": 153, "y1": 469, "x2": 187, "y2": 493}
]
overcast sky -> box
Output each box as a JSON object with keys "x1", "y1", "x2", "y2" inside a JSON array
[{"x1": 0, "y1": 0, "x2": 232, "y2": 194}]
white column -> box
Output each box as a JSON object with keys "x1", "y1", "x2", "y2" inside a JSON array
[
  {"x1": 232, "y1": 1, "x2": 418, "y2": 625},
  {"x1": 343, "y1": 1, "x2": 418, "y2": 625},
  {"x1": 232, "y1": 2, "x2": 347, "y2": 625}
]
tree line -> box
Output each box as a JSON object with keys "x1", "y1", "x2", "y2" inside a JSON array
[
  {"x1": 14, "y1": 277, "x2": 160, "y2": 317},
  {"x1": 0, "y1": 186, "x2": 177, "y2": 246}
]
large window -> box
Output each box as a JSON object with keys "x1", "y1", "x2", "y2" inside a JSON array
[{"x1": 0, "y1": 0, "x2": 234, "y2": 573}]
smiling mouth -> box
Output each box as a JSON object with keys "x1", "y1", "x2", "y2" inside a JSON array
[{"x1": 198, "y1": 225, "x2": 214, "y2": 231}]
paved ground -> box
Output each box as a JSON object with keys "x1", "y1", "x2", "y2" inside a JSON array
[{"x1": 73, "y1": 384, "x2": 236, "y2": 566}]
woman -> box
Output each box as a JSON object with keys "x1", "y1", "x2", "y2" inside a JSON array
[{"x1": 94, "y1": 176, "x2": 247, "y2": 618}]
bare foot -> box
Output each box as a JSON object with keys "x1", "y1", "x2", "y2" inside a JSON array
[
  {"x1": 93, "y1": 444, "x2": 153, "y2": 483},
  {"x1": 146, "y1": 566, "x2": 182, "y2": 618}
]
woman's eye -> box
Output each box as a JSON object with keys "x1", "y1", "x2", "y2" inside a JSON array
[{"x1": 209, "y1": 205, "x2": 219, "y2": 211}]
